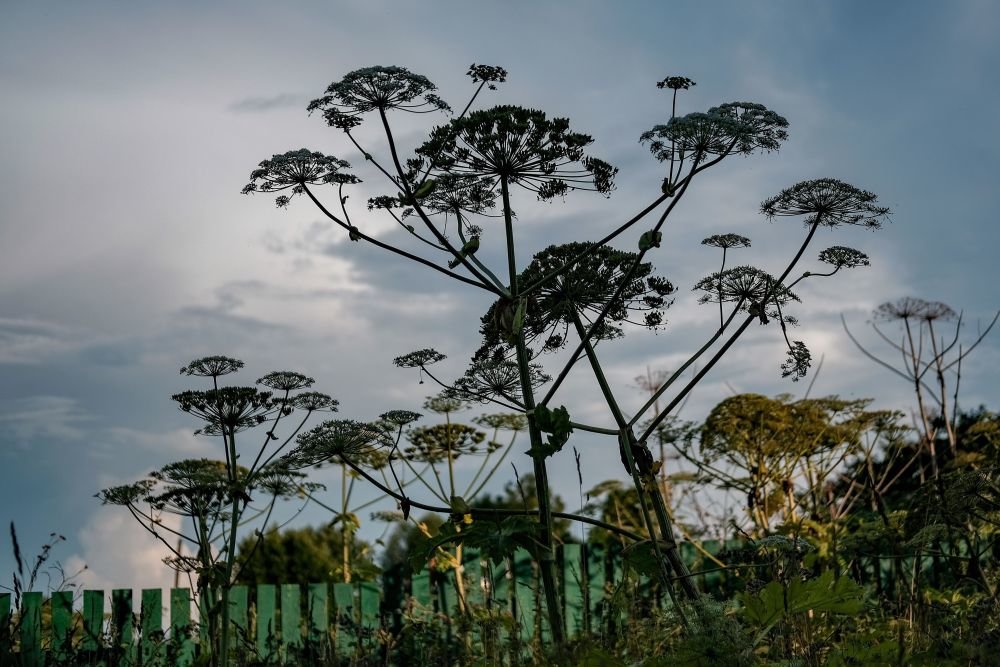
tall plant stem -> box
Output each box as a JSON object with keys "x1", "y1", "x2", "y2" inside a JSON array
[
  {"x1": 218, "y1": 426, "x2": 243, "y2": 667},
  {"x1": 570, "y1": 312, "x2": 694, "y2": 602},
  {"x1": 500, "y1": 176, "x2": 566, "y2": 643},
  {"x1": 342, "y1": 463, "x2": 351, "y2": 583}
]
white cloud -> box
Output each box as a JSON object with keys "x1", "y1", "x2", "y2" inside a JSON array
[
  {"x1": 0, "y1": 317, "x2": 84, "y2": 364},
  {"x1": 65, "y1": 510, "x2": 182, "y2": 602},
  {"x1": 0, "y1": 396, "x2": 93, "y2": 445}
]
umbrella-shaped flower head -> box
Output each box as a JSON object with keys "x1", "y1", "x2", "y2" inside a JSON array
[
  {"x1": 708, "y1": 102, "x2": 789, "y2": 154},
  {"x1": 467, "y1": 64, "x2": 508, "y2": 89},
  {"x1": 657, "y1": 76, "x2": 697, "y2": 91},
  {"x1": 875, "y1": 297, "x2": 956, "y2": 323},
  {"x1": 173, "y1": 387, "x2": 277, "y2": 435},
  {"x1": 693, "y1": 266, "x2": 799, "y2": 312},
  {"x1": 414, "y1": 105, "x2": 617, "y2": 200},
  {"x1": 760, "y1": 178, "x2": 891, "y2": 229},
  {"x1": 480, "y1": 242, "x2": 675, "y2": 351},
  {"x1": 393, "y1": 348, "x2": 447, "y2": 369},
  {"x1": 179, "y1": 356, "x2": 244, "y2": 379},
  {"x1": 817, "y1": 246, "x2": 870, "y2": 270},
  {"x1": 146, "y1": 459, "x2": 234, "y2": 516},
  {"x1": 282, "y1": 419, "x2": 386, "y2": 470},
  {"x1": 307, "y1": 65, "x2": 451, "y2": 128},
  {"x1": 404, "y1": 423, "x2": 488, "y2": 464},
  {"x1": 256, "y1": 371, "x2": 315, "y2": 392},
  {"x1": 641, "y1": 102, "x2": 787, "y2": 163},
  {"x1": 289, "y1": 392, "x2": 339, "y2": 413},
  {"x1": 449, "y1": 357, "x2": 550, "y2": 405},
  {"x1": 242, "y1": 149, "x2": 359, "y2": 208},
  {"x1": 702, "y1": 234, "x2": 751, "y2": 250},
  {"x1": 379, "y1": 410, "x2": 423, "y2": 427},
  {"x1": 418, "y1": 173, "x2": 498, "y2": 217}
]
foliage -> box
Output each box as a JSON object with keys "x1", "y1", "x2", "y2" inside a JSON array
[{"x1": 235, "y1": 523, "x2": 379, "y2": 585}]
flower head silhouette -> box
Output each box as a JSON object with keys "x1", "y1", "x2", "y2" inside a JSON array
[
  {"x1": 173, "y1": 387, "x2": 276, "y2": 435},
  {"x1": 875, "y1": 297, "x2": 956, "y2": 323},
  {"x1": 282, "y1": 419, "x2": 385, "y2": 469},
  {"x1": 179, "y1": 356, "x2": 244, "y2": 378},
  {"x1": 480, "y1": 242, "x2": 674, "y2": 351},
  {"x1": 415, "y1": 105, "x2": 617, "y2": 200},
  {"x1": 702, "y1": 234, "x2": 751, "y2": 250},
  {"x1": 307, "y1": 66, "x2": 451, "y2": 127},
  {"x1": 256, "y1": 371, "x2": 315, "y2": 392},
  {"x1": 817, "y1": 246, "x2": 870, "y2": 269},
  {"x1": 760, "y1": 178, "x2": 890, "y2": 229},
  {"x1": 242, "y1": 149, "x2": 359, "y2": 208},
  {"x1": 694, "y1": 266, "x2": 799, "y2": 313}
]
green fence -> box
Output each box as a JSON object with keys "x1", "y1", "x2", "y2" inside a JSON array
[
  {"x1": 3, "y1": 541, "x2": 722, "y2": 665},
  {"x1": 2, "y1": 536, "x2": 964, "y2": 664}
]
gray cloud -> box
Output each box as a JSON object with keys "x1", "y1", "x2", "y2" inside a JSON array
[{"x1": 228, "y1": 93, "x2": 309, "y2": 113}]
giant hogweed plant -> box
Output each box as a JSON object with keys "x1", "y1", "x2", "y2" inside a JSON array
[
  {"x1": 97, "y1": 357, "x2": 336, "y2": 666},
  {"x1": 244, "y1": 64, "x2": 890, "y2": 642}
]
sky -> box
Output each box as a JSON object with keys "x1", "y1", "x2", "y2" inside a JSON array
[{"x1": 1, "y1": 0, "x2": 998, "y2": 599}]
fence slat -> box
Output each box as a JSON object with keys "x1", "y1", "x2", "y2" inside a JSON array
[
  {"x1": 410, "y1": 571, "x2": 432, "y2": 621},
  {"x1": 51, "y1": 589, "x2": 74, "y2": 662},
  {"x1": 140, "y1": 588, "x2": 163, "y2": 667},
  {"x1": 111, "y1": 589, "x2": 135, "y2": 667},
  {"x1": 333, "y1": 582, "x2": 355, "y2": 655},
  {"x1": 359, "y1": 582, "x2": 379, "y2": 647},
  {"x1": 585, "y1": 544, "x2": 605, "y2": 633},
  {"x1": 280, "y1": 583, "x2": 301, "y2": 663},
  {"x1": 307, "y1": 583, "x2": 329, "y2": 660},
  {"x1": 561, "y1": 544, "x2": 586, "y2": 637},
  {"x1": 170, "y1": 588, "x2": 195, "y2": 666},
  {"x1": 21, "y1": 591, "x2": 43, "y2": 667},
  {"x1": 0, "y1": 593, "x2": 11, "y2": 662},
  {"x1": 512, "y1": 548, "x2": 536, "y2": 644},
  {"x1": 255, "y1": 584, "x2": 277, "y2": 661},
  {"x1": 464, "y1": 550, "x2": 484, "y2": 607},
  {"x1": 228, "y1": 585, "x2": 248, "y2": 641},
  {"x1": 83, "y1": 589, "x2": 105, "y2": 654}
]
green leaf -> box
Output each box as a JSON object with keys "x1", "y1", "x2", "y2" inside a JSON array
[
  {"x1": 450, "y1": 495, "x2": 471, "y2": 514},
  {"x1": 527, "y1": 405, "x2": 573, "y2": 458},
  {"x1": 638, "y1": 229, "x2": 662, "y2": 251},
  {"x1": 413, "y1": 178, "x2": 437, "y2": 199},
  {"x1": 462, "y1": 236, "x2": 480, "y2": 255},
  {"x1": 511, "y1": 298, "x2": 527, "y2": 335},
  {"x1": 620, "y1": 539, "x2": 669, "y2": 578},
  {"x1": 741, "y1": 570, "x2": 865, "y2": 644}
]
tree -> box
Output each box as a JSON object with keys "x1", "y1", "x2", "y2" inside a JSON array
[
  {"x1": 244, "y1": 64, "x2": 890, "y2": 643},
  {"x1": 236, "y1": 523, "x2": 378, "y2": 585}
]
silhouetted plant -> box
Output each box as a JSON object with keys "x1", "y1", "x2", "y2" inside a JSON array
[
  {"x1": 245, "y1": 62, "x2": 890, "y2": 644},
  {"x1": 97, "y1": 357, "x2": 334, "y2": 667}
]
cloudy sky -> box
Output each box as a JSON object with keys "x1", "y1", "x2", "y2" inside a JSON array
[{"x1": 2, "y1": 0, "x2": 998, "y2": 597}]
